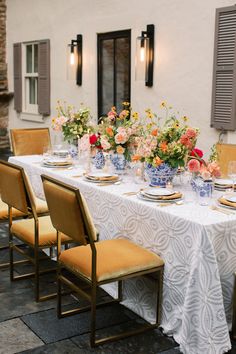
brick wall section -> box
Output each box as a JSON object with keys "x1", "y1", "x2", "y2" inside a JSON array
[{"x1": 0, "y1": 0, "x2": 9, "y2": 148}]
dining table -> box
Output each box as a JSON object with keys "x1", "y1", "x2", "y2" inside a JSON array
[{"x1": 8, "y1": 154, "x2": 236, "y2": 354}]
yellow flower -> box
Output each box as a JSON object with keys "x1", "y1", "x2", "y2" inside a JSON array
[
  {"x1": 122, "y1": 101, "x2": 130, "y2": 106},
  {"x1": 173, "y1": 120, "x2": 180, "y2": 129},
  {"x1": 52, "y1": 118, "x2": 55, "y2": 123},
  {"x1": 132, "y1": 112, "x2": 139, "y2": 120},
  {"x1": 182, "y1": 115, "x2": 189, "y2": 122},
  {"x1": 116, "y1": 145, "x2": 125, "y2": 154},
  {"x1": 160, "y1": 101, "x2": 167, "y2": 108}
]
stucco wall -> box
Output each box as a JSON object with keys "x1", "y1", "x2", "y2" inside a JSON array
[{"x1": 6, "y1": 0, "x2": 236, "y2": 154}]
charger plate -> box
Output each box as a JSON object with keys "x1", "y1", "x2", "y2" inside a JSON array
[{"x1": 138, "y1": 191, "x2": 182, "y2": 203}]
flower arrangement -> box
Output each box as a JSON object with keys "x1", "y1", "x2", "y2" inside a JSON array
[
  {"x1": 187, "y1": 147, "x2": 221, "y2": 180},
  {"x1": 132, "y1": 102, "x2": 199, "y2": 168},
  {"x1": 52, "y1": 101, "x2": 92, "y2": 143},
  {"x1": 97, "y1": 103, "x2": 138, "y2": 160}
]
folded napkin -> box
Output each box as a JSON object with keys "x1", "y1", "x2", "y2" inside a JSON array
[
  {"x1": 218, "y1": 197, "x2": 236, "y2": 208},
  {"x1": 86, "y1": 175, "x2": 119, "y2": 182},
  {"x1": 142, "y1": 191, "x2": 182, "y2": 200}
]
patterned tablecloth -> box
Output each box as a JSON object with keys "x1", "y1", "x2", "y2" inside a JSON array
[{"x1": 8, "y1": 155, "x2": 235, "y2": 354}]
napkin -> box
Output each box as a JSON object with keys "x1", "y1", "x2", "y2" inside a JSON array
[
  {"x1": 218, "y1": 197, "x2": 236, "y2": 208},
  {"x1": 85, "y1": 175, "x2": 119, "y2": 182}
]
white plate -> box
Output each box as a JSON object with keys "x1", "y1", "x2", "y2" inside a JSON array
[
  {"x1": 144, "y1": 188, "x2": 175, "y2": 197},
  {"x1": 87, "y1": 172, "x2": 114, "y2": 178},
  {"x1": 42, "y1": 162, "x2": 72, "y2": 168},
  {"x1": 84, "y1": 176, "x2": 121, "y2": 184},
  {"x1": 215, "y1": 179, "x2": 235, "y2": 186},
  {"x1": 223, "y1": 195, "x2": 236, "y2": 203},
  {"x1": 137, "y1": 192, "x2": 182, "y2": 203}
]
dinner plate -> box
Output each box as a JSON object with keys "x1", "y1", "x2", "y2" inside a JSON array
[
  {"x1": 223, "y1": 195, "x2": 236, "y2": 203},
  {"x1": 84, "y1": 176, "x2": 121, "y2": 184},
  {"x1": 143, "y1": 188, "x2": 175, "y2": 197},
  {"x1": 87, "y1": 172, "x2": 114, "y2": 178},
  {"x1": 137, "y1": 192, "x2": 182, "y2": 203},
  {"x1": 215, "y1": 178, "x2": 235, "y2": 186}
]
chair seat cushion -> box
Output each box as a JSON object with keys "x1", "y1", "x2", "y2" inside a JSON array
[
  {"x1": 0, "y1": 197, "x2": 48, "y2": 220},
  {"x1": 11, "y1": 215, "x2": 71, "y2": 246},
  {"x1": 59, "y1": 238, "x2": 164, "y2": 282}
]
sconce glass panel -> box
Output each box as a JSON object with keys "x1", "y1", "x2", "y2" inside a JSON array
[
  {"x1": 66, "y1": 44, "x2": 78, "y2": 80},
  {"x1": 135, "y1": 36, "x2": 149, "y2": 82}
]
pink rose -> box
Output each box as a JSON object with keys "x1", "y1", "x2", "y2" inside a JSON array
[{"x1": 188, "y1": 159, "x2": 201, "y2": 173}]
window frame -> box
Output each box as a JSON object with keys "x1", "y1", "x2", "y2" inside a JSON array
[
  {"x1": 97, "y1": 29, "x2": 131, "y2": 118},
  {"x1": 22, "y1": 41, "x2": 39, "y2": 115}
]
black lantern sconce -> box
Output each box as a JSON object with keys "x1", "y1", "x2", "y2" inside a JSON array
[
  {"x1": 68, "y1": 34, "x2": 82, "y2": 86},
  {"x1": 136, "y1": 24, "x2": 154, "y2": 87}
]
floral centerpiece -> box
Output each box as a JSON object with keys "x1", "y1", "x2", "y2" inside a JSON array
[
  {"x1": 97, "y1": 103, "x2": 139, "y2": 170},
  {"x1": 132, "y1": 102, "x2": 199, "y2": 186},
  {"x1": 52, "y1": 101, "x2": 92, "y2": 143}
]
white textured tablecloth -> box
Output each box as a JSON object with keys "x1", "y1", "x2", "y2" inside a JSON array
[{"x1": 9, "y1": 155, "x2": 235, "y2": 354}]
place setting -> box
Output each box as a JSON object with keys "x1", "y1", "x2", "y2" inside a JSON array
[
  {"x1": 136, "y1": 187, "x2": 183, "y2": 205},
  {"x1": 83, "y1": 171, "x2": 121, "y2": 185}
]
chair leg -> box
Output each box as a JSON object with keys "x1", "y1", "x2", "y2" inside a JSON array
[
  {"x1": 232, "y1": 273, "x2": 236, "y2": 338},
  {"x1": 90, "y1": 282, "x2": 97, "y2": 347},
  {"x1": 35, "y1": 245, "x2": 40, "y2": 302},
  {"x1": 57, "y1": 265, "x2": 62, "y2": 318},
  {"x1": 156, "y1": 268, "x2": 163, "y2": 326},
  {"x1": 9, "y1": 240, "x2": 14, "y2": 281}
]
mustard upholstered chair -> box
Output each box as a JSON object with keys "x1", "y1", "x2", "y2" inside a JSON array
[
  {"x1": 216, "y1": 143, "x2": 236, "y2": 178},
  {"x1": 10, "y1": 128, "x2": 51, "y2": 156},
  {"x1": 0, "y1": 160, "x2": 71, "y2": 301},
  {"x1": 42, "y1": 174, "x2": 164, "y2": 347},
  {"x1": 0, "y1": 169, "x2": 48, "y2": 269}
]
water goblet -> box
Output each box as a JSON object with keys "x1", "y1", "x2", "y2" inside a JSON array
[{"x1": 228, "y1": 161, "x2": 236, "y2": 191}]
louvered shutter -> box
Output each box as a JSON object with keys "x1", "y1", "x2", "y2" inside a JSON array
[
  {"x1": 211, "y1": 6, "x2": 236, "y2": 130},
  {"x1": 38, "y1": 39, "x2": 50, "y2": 116},
  {"x1": 13, "y1": 43, "x2": 22, "y2": 112}
]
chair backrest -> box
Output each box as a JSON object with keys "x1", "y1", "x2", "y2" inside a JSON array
[
  {"x1": 11, "y1": 128, "x2": 51, "y2": 156},
  {"x1": 0, "y1": 160, "x2": 36, "y2": 215},
  {"x1": 216, "y1": 143, "x2": 236, "y2": 177},
  {"x1": 42, "y1": 175, "x2": 97, "y2": 245}
]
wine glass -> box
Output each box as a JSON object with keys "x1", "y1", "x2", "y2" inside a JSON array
[{"x1": 228, "y1": 161, "x2": 236, "y2": 192}]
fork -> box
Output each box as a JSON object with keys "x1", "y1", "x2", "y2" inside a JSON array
[{"x1": 210, "y1": 205, "x2": 234, "y2": 215}]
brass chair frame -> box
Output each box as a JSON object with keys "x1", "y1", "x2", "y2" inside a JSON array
[
  {"x1": 232, "y1": 273, "x2": 236, "y2": 338},
  {"x1": 216, "y1": 143, "x2": 236, "y2": 178},
  {"x1": 42, "y1": 174, "x2": 164, "y2": 347},
  {"x1": 0, "y1": 160, "x2": 71, "y2": 302},
  {"x1": 10, "y1": 128, "x2": 51, "y2": 156}
]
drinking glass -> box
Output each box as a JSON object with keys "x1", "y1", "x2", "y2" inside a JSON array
[{"x1": 228, "y1": 161, "x2": 236, "y2": 191}]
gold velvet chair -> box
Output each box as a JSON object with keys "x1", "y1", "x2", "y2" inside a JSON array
[
  {"x1": 42, "y1": 174, "x2": 164, "y2": 347},
  {"x1": 232, "y1": 274, "x2": 236, "y2": 338},
  {"x1": 216, "y1": 143, "x2": 236, "y2": 178},
  {"x1": 10, "y1": 128, "x2": 51, "y2": 156},
  {"x1": 0, "y1": 160, "x2": 71, "y2": 301}
]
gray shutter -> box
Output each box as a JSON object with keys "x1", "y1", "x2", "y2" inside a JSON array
[
  {"x1": 211, "y1": 6, "x2": 236, "y2": 130},
  {"x1": 13, "y1": 43, "x2": 22, "y2": 112},
  {"x1": 38, "y1": 39, "x2": 50, "y2": 116}
]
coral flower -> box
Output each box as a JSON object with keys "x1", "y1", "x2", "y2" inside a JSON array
[
  {"x1": 151, "y1": 129, "x2": 158, "y2": 136},
  {"x1": 186, "y1": 128, "x2": 197, "y2": 139},
  {"x1": 115, "y1": 132, "x2": 127, "y2": 144},
  {"x1": 105, "y1": 127, "x2": 114, "y2": 137},
  {"x1": 132, "y1": 154, "x2": 141, "y2": 162},
  {"x1": 116, "y1": 145, "x2": 125, "y2": 154},
  {"x1": 153, "y1": 156, "x2": 163, "y2": 166},
  {"x1": 187, "y1": 159, "x2": 200, "y2": 173},
  {"x1": 160, "y1": 141, "x2": 168, "y2": 152}
]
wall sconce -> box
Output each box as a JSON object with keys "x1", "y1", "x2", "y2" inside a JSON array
[
  {"x1": 67, "y1": 34, "x2": 82, "y2": 86},
  {"x1": 135, "y1": 24, "x2": 154, "y2": 87}
]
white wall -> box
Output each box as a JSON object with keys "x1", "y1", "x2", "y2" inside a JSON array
[{"x1": 6, "y1": 0, "x2": 236, "y2": 155}]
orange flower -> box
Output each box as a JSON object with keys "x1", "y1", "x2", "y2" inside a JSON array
[
  {"x1": 151, "y1": 129, "x2": 158, "y2": 136},
  {"x1": 105, "y1": 127, "x2": 114, "y2": 137},
  {"x1": 116, "y1": 145, "x2": 125, "y2": 154},
  {"x1": 160, "y1": 141, "x2": 168, "y2": 152},
  {"x1": 132, "y1": 154, "x2": 141, "y2": 162},
  {"x1": 153, "y1": 156, "x2": 163, "y2": 166}
]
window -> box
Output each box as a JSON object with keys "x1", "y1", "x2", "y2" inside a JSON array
[
  {"x1": 211, "y1": 6, "x2": 236, "y2": 130},
  {"x1": 13, "y1": 39, "x2": 50, "y2": 118},
  {"x1": 24, "y1": 42, "x2": 38, "y2": 113},
  {"x1": 97, "y1": 30, "x2": 131, "y2": 118}
]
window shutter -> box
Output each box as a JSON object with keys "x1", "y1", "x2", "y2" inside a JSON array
[
  {"x1": 211, "y1": 6, "x2": 236, "y2": 130},
  {"x1": 13, "y1": 43, "x2": 22, "y2": 112},
  {"x1": 38, "y1": 39, "x2": 50, "y2": 116}
]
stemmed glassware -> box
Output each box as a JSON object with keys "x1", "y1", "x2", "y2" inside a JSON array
[{"x1": 228, "y1": 161, "x2": 236, "y2": 192}]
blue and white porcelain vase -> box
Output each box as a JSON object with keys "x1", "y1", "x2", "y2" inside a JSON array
[
  {"x1": 94, "y1": 150, "x2": 105, "y2": 169},
  {"x1": 145, "y1": 162, "x2": 178, "y2": 187},
  {"x1": 110, "y1": 153, "x2": 126, "y2": 173}
]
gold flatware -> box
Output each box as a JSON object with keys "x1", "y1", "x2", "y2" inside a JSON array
[
  {"x1": 72, "y1": 174, "x2": 83, "y2": 178},
  {"x1": 210, "y1": 205, "x2": 234, "y2": 215},
  {"x1": 157, "y1": 201, "x2": 183, "y2": 207}
]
